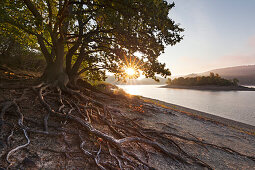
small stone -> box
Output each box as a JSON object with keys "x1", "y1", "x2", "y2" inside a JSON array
[{"x1": 21, "y1": 157, "x2": 37, "y2": 169}]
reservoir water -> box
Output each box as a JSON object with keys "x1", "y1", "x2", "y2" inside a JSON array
[{"x1": 118, "y1": 85, "x2": 255, "y2": 126}]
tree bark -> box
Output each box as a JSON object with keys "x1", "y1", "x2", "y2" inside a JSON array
[
  {"x1": 41, "y1": 38, "x2": 69, "y2": 88},
  {"x1": 55, "y1": 38, "x2": 65, "y2": 73}
]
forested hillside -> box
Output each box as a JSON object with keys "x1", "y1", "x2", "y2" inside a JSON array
[{"x1": 185, "y1": 65, "x2": 255, "y2": 85}]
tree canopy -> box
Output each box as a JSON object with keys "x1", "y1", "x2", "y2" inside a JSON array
[{"x1": 0, "y1": 0, "x2": 183, "y2": 84}]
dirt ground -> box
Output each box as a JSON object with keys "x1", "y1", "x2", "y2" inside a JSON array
[
  {"x1": 0, "y1": 68, "x2": 255, "y2": 169},
  {"x1": 135, "y1": 100, "x2": 255, "y2": 169}
]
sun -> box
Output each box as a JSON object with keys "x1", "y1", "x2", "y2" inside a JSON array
[
  {"x1": 125, "y1": 67, "x2": 136, "y2": 76},
  {"x1": 121, "y1": 53, "x2": 144, "y2": 79}
]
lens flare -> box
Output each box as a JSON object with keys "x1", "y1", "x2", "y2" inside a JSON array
[{"x1": 125, "y1": 67, "x2": 136, "y2": 76}]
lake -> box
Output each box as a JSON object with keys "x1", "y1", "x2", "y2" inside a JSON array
[{"x1": 118, "y1": 85, "x2": 255, "y2": 126}]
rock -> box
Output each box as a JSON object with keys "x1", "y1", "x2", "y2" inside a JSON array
[{"x1": 20, "y1": 157, "x2": 37, "y2": 170}]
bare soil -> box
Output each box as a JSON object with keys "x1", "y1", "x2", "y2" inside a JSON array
[{"x1": 0, "y1": 68, "x2": 255, "y2": 170}]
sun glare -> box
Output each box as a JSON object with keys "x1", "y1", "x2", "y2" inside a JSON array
[
  {"x1": 121, "y1": 53, "x2": 145, "y2": 80},
  {"x1": 125, "y1": 67, "x2": 136, "y2": 76}
]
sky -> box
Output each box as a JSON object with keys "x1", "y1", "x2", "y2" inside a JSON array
[{"x1": 160, "y1": 0, "x2": 255, "y2": 76}]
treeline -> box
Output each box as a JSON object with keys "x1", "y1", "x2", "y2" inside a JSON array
[
  {"x1": 167, "y1": 73, "x2": 239, "y2": 86},
  {"x1": 0, "y1": 35, "x2": 44, "y2": 71}
]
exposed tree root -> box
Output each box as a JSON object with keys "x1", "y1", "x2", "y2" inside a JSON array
[
  {"x1": 0, "y1": 82, "x2": 254, "y2": 169},
  {"x1": 5, "y1": 100, "x2": 30, "y2": 165}
]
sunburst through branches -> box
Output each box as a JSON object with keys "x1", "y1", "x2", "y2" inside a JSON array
[
  {"x1": 122, "y1": 54, "x2": 144, "y2": 79},
  {"x1": 125, "y1": 67, "x2": 136, "y2": 76}
]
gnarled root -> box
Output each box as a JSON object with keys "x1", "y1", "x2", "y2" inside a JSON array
[{"x1": 1, "y1": 82, "x2": 254, "y2": 169}]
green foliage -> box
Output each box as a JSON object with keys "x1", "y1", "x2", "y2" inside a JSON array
[
  {"x1": 232, "y1": 78, "x2": 239, "y2": 86},
  {"x1": 0, "y1": 34, "x2": 45, "y2": 71},
  {"x1": 168, "y1": 73, "x2": 239, "y2": 86},
  {"x1": 1, "y1": 0, "x2": 183, "y2": 81},
  {"x1": 166, "y1": 78, "x2": 172, "y2": 84}
]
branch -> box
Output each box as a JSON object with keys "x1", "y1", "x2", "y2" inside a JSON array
[
  {"x1": 46, "y1": 0, "x2": 53, "y2": 27},
  {"x1": 66, "y1": 3, "x2": 85, "y2": 74},
  {"x1": 45, "y1": 0, "x2": 58, "y2": 48},
  {"x1": 78, "y1": 67, "x2": 104, "y2": 75},
  {"x1": 37, "y1": 35, "x2": 53, "y2": 64},
  {"x1": 70, "y1": 43, "x2": 86, "y2": 76},
  {"x1": 23, "y1": 0, "x2": 44, "y2": 25},
  {"x1": 4, "y1": 11, "x2": 53, "y2": 64},
  {"x1": 71, "y1": 48, "x2": 106, "y2": 76},
  {"x1": 5, "y1": 18, "x2": 37, "y2": 36},
  {"x1": 53, "y1": 0, "x2": 69, "y2": 37}
]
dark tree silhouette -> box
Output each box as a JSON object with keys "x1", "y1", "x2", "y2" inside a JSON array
[
  {"x1": 168, "y1": 73, "x2": 239, "y2": 86},
  {"x1": 1, "y1": 0, "x2": 183, "y2": 86}
]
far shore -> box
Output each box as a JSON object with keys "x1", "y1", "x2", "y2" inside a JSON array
[{"x1": 160, "y1": 85, "x2": 255, "y2": 91}]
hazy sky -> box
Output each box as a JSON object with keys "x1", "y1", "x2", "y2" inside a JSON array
[{"x1": 160, "y1": 0, "x2": 255, "y2": 76}]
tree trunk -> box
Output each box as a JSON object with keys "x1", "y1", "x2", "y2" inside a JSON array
[
  {"x1": 41, "y1": 39, "x2": 69, "y2": 88},
  {"x1": 55, "y1": 38, "x2": 65, "y2": 73},
  {"x1": 41, "y1": 63, "x2": 69, "y2": 87}
]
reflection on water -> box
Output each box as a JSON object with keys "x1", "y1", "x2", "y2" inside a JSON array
[
  {"x1": 119, "y1": 85, "x2": 255, "y2": 126},
  {"x1": 245, "y1": 85, "x2": 255, "y2": 88}
]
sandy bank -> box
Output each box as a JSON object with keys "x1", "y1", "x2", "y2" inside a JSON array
[
  {"x1": 141, "y1": 96, "x2": 255, "y2": 134},
  {"x1": 161, "y1": 85, "x2": 255, "y2": 91},
  {"x1": 131, "y1": 96, "x2": 255, "y2": 169}
]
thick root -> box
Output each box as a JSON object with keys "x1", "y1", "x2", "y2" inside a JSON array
[{"x1": 1, "y1": 82, "x2": 254, "y2": 169}]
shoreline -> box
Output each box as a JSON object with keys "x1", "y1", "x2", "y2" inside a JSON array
[
  {"x1": 160, "y1": 85, "x2": 255, "y2": 91},
  {"x1": 141, "y1": 96, "x2": 255, "y2": 135}
]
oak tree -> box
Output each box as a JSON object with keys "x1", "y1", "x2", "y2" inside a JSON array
[{"x1": 1, "y1": 0, "x2": 183, "y2": 87}]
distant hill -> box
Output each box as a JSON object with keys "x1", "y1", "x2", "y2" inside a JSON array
[
  {"x1": 105, "y1": 75, "x2": 167, "y2": 85},
  {"x1": 106, "y1": 65, "x2": 255, "y2": 85},
  {"x1": 185, "y1": 65, "x2": 255, "y2": 85}
]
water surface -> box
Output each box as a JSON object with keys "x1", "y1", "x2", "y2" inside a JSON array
[{"x1": 119, "y1": 85, "x2": 255, "y2": 126}]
